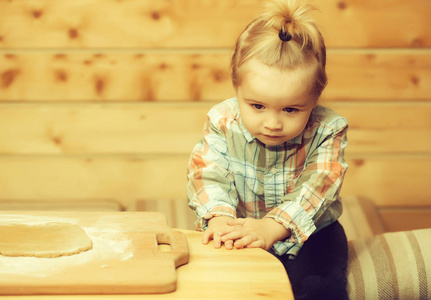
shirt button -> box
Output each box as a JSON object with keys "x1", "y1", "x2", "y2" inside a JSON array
[{"x1": 270, "y1": 167, "x2": 277, "y2": 174}]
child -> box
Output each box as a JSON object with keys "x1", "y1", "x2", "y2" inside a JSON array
[{"x1": 187, "y1": 0, "x2": 349, "y2": 299}]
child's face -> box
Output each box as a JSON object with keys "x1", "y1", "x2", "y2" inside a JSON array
[{"x1": 236, "y1": 58, "x2": 318, "y2": 146}]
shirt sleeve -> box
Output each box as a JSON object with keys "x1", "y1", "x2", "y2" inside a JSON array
[
  {"x1": 265, "y1": 123, "x2": 348, "y2": 247},
  {"x1": 187, "y1": 114, "x2": 238, "y2": 231}
]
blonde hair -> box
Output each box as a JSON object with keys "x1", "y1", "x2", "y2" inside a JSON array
[{"x1": 231, "y1": 0, "x2": 327, "y2": 97}]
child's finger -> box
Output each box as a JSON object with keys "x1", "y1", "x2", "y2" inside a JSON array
[
  {"x1": 216, "y1": 222, "x2": 245, "y2": 237},
  {"x1": 213, "y1": 230, "x2": 223, "y2": 248},
  {"x1": 220, "y1": 229, "x2": 246, "y2": 242},
  {"x1": 234, "y1": 235, "x2": 256, "y2": 249},
  {"x1": 224, "y1": 239, "x2": 234, "y2": 250},
  {"x1": 245, "y1": 240, "x2": 265, "y2": 249},
  {"x1": 202, "y1": 229, "x2": 213, "y2": 245}
]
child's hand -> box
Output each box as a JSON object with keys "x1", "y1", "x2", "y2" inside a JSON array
[
  {"x1": 219, "y1": 218, "x2": 291, "y2": 250},
  {"x1": 202, "y1": 216, "x2": 236, "y2": 250}
]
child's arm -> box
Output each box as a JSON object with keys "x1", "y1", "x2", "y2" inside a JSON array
[
  {"x1": 187, "y1": 111, "x2": 239, "y2": 247},
  {"x1": 264, "y1": 125, "x2": 349, "y2": 251}
]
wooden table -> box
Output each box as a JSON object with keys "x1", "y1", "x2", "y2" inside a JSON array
[{"x1": 1, "y1": 214, "x2": 293, "y2": 299}]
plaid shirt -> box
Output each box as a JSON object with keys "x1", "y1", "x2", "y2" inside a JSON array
[{"x1": 187, "y1": 97, "x2": 348, "y2": 257}]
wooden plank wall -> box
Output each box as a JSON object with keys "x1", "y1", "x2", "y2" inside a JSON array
[{"x1": 1, "y1": 0, "x2": 430, "y2": 231}]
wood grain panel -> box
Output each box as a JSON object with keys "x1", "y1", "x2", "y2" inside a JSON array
[
  {"x1": 0, "y1": 0, "x2": 252, "y2": 49},
  {"x1": 0, "y1": 155, "x2": 190, "y2": 210},
  {"x1": 0, "y1": 0, "x2": 429, "y2": 48},
  {"x1": 317, "y1": 0, "x2": 431, "y2": 48},
  {"x1": 330, "y1": 102, "x2": 431, "y2": 154},
  {"x1": 323, "y1": 51, "x2": 431, "y2": 101},
  {"x1": 0, "y1": 51, "x2": 430, "y2": 102},
  {"x1": 1, "y1": 102, "x2": 430, "y2": 155},
  {"x1": 342, "y1": 155, "x2": 431, "y2": 207},
  {"x1": 0, "y1": 199, "x2": 123, "y2": 212},
  {"x1": 378, "y1": 208, "x2": 431, "y2": 232},
  {"x1": 0, "y1": 52, "x2": 232, "y2": 102},
  {"x1": 0, "y1": 155, "x2": 429, "y2": 207},
  {"x1": 0, "y1": 103, "x2": 207, "y2": 155}
]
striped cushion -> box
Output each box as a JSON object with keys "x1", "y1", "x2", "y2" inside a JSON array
[{"x1": 347, "y1": 228, "x2": 431, "y2": 299}]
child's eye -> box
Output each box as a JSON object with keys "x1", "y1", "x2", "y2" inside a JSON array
[
  {"x1": 252, "y1": 104, "x2": 265, "y2": 110},
  {"x1": 283, "y1": 107, "x2": 298, "y2": 113}
]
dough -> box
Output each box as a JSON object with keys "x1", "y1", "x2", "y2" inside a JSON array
[{"x1": 0, "y1": 222, "x2": 93, "y2": 258}]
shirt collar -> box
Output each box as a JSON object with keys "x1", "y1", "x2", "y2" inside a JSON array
[
  {"x1": 287, "y1": 132, "x2": 304, "y2": 145},
  {"x1": 239, "y1": 119, "x2": 256, "y2": 143}
]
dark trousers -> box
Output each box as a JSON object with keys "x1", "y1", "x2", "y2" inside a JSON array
[{"x1": 269, "y1": 221, "x2": 348, "y2": 300}]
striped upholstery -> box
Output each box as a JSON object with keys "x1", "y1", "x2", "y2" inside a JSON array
[{"x1": 347, "y1": 228, "x2": 431, "y2": 299}]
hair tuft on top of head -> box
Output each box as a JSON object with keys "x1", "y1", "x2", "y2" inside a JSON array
[{"x1": 261, "y1": 0, "x2": 321, "y2": 53}]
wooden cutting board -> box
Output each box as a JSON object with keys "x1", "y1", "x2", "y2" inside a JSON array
[{"x1": 0, "y1": 211, "x2": 189, "y2": 295}]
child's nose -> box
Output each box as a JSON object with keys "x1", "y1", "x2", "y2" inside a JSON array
[{"x1": 264, "y1": 117, "x2": 283, "y2": 131}]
